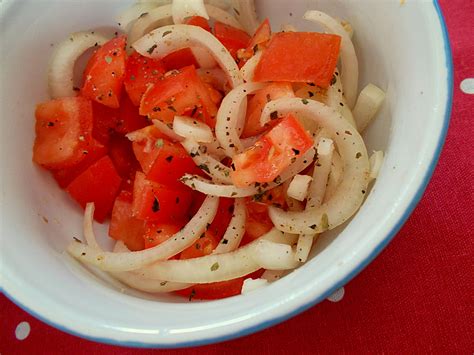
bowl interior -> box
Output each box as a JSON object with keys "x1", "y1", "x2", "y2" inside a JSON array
[{"x1": 0, "y1": 0, "x2": 450, "y2": 347}]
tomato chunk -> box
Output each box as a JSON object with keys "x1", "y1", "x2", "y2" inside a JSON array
[
  {"x1": 241, "y1": 201, "x2": 273, "y2": 245},
  {"x1": 109, "y1": 191, "x2": 145, "y2": 251},
  {"x1": 116, "y1": 94, "x2": 149, "y2": 134},
  {"x1": 180, "y1": 230, "x2": 219, "y2": 259},
  {"x1": 66, "y1": 156, "x2": 122, "y2": 222},
  {"x1": 208, "y1": 198, "x2": 234, "y2": 239},
  {"x1": 124, "y1": 51, "x2": 165, "y2": 106},
  {"x1": 91, "y1": 101, "x2": 120, "y2": 145},
  {"x1": 161, "y1": 48, "x2": 199, "y2": 71},
  {"x1": 253, "y1": 32, "x2": 341, "y2": 87},
  {"x1": 143, "y1": 221, "x2": 185, "y2": 249},
  {"x1": 184, "y1": 16, "x2": 211, "y2": 32},
  {"x1": 242, "y1": 82, "x2": 295, "y2": 138},
  {"x1": 108, "y1": 135, "x2": 140, "y2": 180},
  {"x1": 33, "y1": 97, "x2": 94, "y2": 169},
  {"x1": 82, "y1": 35, "x2": 127, "y2": 108},
  {"x1": 52, "y1": 138, "x2": 107, "y2": 188},
  {"x1": 237, "y1": 18, "x2": 271, "y2": 63},
  {"x1": 132, "y1": 172, "x2": 193, "y2": 222},
  {"x1": 139, "y1": 65, "x2": 217, "y2": 124},
  {"x1": 214, "y1": 21, "x2": 251, "y2": 59},
  {"x1": 232, "y1": 114, "x2": 313, "y2": 187},
  {"x1": 176, "y1": 278, "x2": 244, "y2": 300}
]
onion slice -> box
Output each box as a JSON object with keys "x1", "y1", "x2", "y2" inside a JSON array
[
  {"x1": 173, "y1": 116, "x2": 213, "y2": 143},
  {"x1": 215, "y1": 82, "x2": 266, "y2": 157},
  {"x1": 127, "y1": 5, "x2": 173, "y2": 47},
  {"x1": 240, "y1": 51, "x2": 262, "y2": 83},
  {"x1": 353, "y1": 83, "x2": 386, "y2": 132},
  {"x1": 213, "y1": 198, "x2": 246, "y2": 254},
  {"x1": 259, "y1": 98, "x2": 369, "y2": 235},
  {"x1": 304, "y1": 10, "x2": 359, "y2": 108},
  {"x1": 133, "y1": 24, "x2": 243, "y2": 88},
  {"x1": 172, "y1": 0, "x2": 209, "y2": 25},
  {"x1": 326, "y1": 68, "x2": 356, "y2": 128},
  {"x1": 369, "y1": 150, "x2": 384, "y2": 181},
  {"x1": 67, "y1": 196, "x2": 219, "y2": 271},
  {"x1": 48, "y1": 32, "x2": 110, "y2": 98}
]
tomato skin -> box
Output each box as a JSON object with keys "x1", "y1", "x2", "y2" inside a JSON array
[
  {"x1": 242, "y1": 82, "x2": 295, "y2": 138},
  {"x1": 82, "y1": 36, "x2": 127, "y2": 108},
  {"x1": 161, "y1": 48, "x2": 199, "y2": 71},
  {"x1": 66, "y1": 156, "x2": 122, "y2": 222},
  {"x1": 254, "y1": 32, "x2": 341, "y2": 86},
  {"x1": 139, "y1": 66, "x2": 217, "y2": 124},
  {"x1": 180, "y1": 230, "x2": 219, "y2": 259},
  {"x1": 108, "y1": 135, "x2": 140, "y2": 180},
  {"x1": 143, "y1": 221, "x2": 184, "y2": 249},
  {"x1": 232, "y1": 114, "x2": 314, "y2": 187},
  {"x1": 184, "y1": 16, "x2": 211, "y2": 32},
  {"x1": 116, "y1": 94, "x2": 149, "y2": 134},
  {"x1": 214, "y1": 21, "x2": 251, "y2": 59},
  {"x1": 33, "y1": 97, "x2": 94, "y2": 170},
  {"x1": 109, "y1": 191, "x2": 145, "y2": 251},
  {"x1": 241, "y1": 201, "x2": 273, "y2": 245},
  {"x1": 175, "y1": 278, "x2": 244, "y2": 300},
  {"x1": 91, "y1": 101, "x2": 120, "y2": 145},
  {"x1": 52, "y1": 138, "x2": 107, "y2": 188},
  {"x1": 132, "y1": 172, "x2": 193, "y2": 222},
  {"x1": 124, "y1": 51, "x2": 165, "y2": 106}
]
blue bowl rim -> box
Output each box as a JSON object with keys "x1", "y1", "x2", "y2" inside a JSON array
[{"x1": 1, "y1": 0, "x2": 453, "y2": 349}]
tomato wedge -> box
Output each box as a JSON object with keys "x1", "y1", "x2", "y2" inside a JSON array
[
  {"x1": 33, "y1": 97, "x2": 94, "y2": 170},
  {"x1": 143, "y1": 221, "x2": 185, "y2": 249},
  {"x1": 66, "y1": 155, "x2": 122, "y2": 222},
  {"x1": 81, "y1": 35, "x2": 127, "y2": 108},
  {"x1": 131, "y1": 172, "x2": 193, "y2": 222},
  {"x1": 161, "y1": 48, "x2": 200, "y2": 71},
  {"x1": 242, "y1": 82, "x2": 295, "y2": 138},
  {"x1": 214, "y1": 21, "x2": 251, "y2": 59},
  {"x1": 253, "y1": 32, "x2": 341, "y2": 87},
  {"x1": 232, "y1": 114, "x2": 313, "y2": 187},
  {"x1": 91, "y1": 101, "x2": 120, "y2": 145},
  {"x1": 108, "y1": 135, "x2": 140, "y2": 180},
  {"x1": 237, "y1": 18, "x2": 271, "y2": 63},
  {"x1": 124, "y1": 51, "x2": 165, "y2": 106},
  {"x1": 109, "y1": 190, "x2": 145, "y2": 251},
  {"x1": 241, "y1": 201, "x2": 273, "y2": 245},
  {"x1": 175, "y1": 278, "x2": 244, "y2": 300},
  {"x1": 184, "y1": 16, "x2": 211, "y2": 32},
  {"x1": 180, "y1": 230, "x2": 219, "y2": 259},
  {"x1": 139, "y1": 65, "x2": 217, "y2": 124}
]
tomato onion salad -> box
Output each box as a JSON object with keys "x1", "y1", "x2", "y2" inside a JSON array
[{"x1": 32, "y1": 0, "x2": 386, "y2": 301}]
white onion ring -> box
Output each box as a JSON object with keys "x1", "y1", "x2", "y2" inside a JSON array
[
  {"x1": 67, "y1": 196, "x2": 219, "y2": 271},
  {"x1": 260, "y1": 98, "x2": 369, "y2": 235},
  {"x1": 324, "y1": 150, "x2": 343, "y2": 203},
  {"x1": 353, "y1": 83, "x2": 386, "y2": 132},
  {"x1": 181, "y1": 138, "x2": 233, "y2": 184},
  {"x1": 48, "y1": 31, "x2": 110, "y2": 98},
  {"x1": 369, "y1": 150, "x2": 384, "y2": 181},
  {"x1": 240, "y1": 51, "x2": 262, "y2": 83},
  {"x1": 172, "y1": 0, "x2": 209, "y2": 25},
  {"x1": 304, "y1": 10, "x2": 358, "y2": 108},
  {"x1": 173, "y1": 116, "x2": 213, "y2": 143},
  {"x1": 180, "y1": 144, "x2": 317, "y2": 197},
  {"x1": 215, "y1": 82, "x2": 266, "y2": 157},
  {"x1": 213, "y1": 198, "x2": 246, "y2": 254},
  {"x1": 326, "y1": 68, "x2": 356, "y2": 128},
  {"x1": 133, "y1": 24, "x2": 243, "y2": 88},
  {"x1": 128, "y1": 5, "x2": 173, "y2": 47},
  {"x1": 151, "y1": 119, "x2": 184, "y2": 142},
  {"x1": 230, "y1": 0, "x2": 259, "y2": 34}
]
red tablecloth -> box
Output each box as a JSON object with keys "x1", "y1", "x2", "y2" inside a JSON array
[{"x1": 1, "y1": 1, "x2": 472, "y2": 353}]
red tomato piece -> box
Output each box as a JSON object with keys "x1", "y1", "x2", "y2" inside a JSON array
[
  {"x1": 242, "y1": 82, "x2": 295, "y2": 138},
  {"x1": 143, "y1": 221, "x2": 185, "y2": 249},
  {"x1": 109, "y1": 191, "x2": 145, "y2": 251},
  {"x1": 237, "y1": 18, "x2": 271, "y2": 63},
  {"x1": 184, "y1": 16, "x2": 211, "y2": 32},
  {"x1": 241, "y1": 201, "x2": 273, "y2": 245},
  {"x1": 253, "y1": 32, "x2": 341, "y2": 86},
  {"x1": 208, "y1": 198, "x2": 234, "y2": 239},
  {"x1": 175, "y1": 278, "x2": 244, "y2": 300},
  {"x1": 161, "y1": 48, "x2": 200, "y2": 71},
  {"x1": 52, "y1": 138, "x2": 107, "y2": 188},
  {"x1": 81, "y1": 35, "x2": 127, "y2": 108},
  {"x1": 91, "y1": 101, "x2": 120, "y2": 145},
  {"x1": 214, "y1": 21, "x2": 251, "y2": 59},
  {"x1": 115, "y1": 94, "x2": 149, "y2": 135},
  {"x1": 124, "y1": 51, "x2": 165, "y2": 106},
  {"x1": 232, "y1": 114, "x2": 313, "y2": 187},
  {"x1": 180, "y1": 230, "x2": 219, "y2": 259},
  {"x1": 132, "y1": 172, "x2": 193, "y2": 222},
  {"x1": 33, "y1": 97, "x2": 94, "y2": 169},
  {"x1": 108, "y1": 135, "x2": 140, "y2": 180},
  {"x1": 66, "y1": 156, "x2": 122, "y2": 222},
  {"x1": 139, "y1": 65, "x2": 217, "y2": 124}
]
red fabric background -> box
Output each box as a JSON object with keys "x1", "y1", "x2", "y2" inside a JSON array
[{"x1": 1, "y1": 0, "x2": 473, "y2": 353}]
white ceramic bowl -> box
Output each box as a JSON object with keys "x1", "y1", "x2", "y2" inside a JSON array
[{"x1": 0, "y1": 0, "x2": 452, "y2": 348}]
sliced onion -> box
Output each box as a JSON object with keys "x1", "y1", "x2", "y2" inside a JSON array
[
  {"x1": 83, "y1": 203, "x2": 101, "y2": 250},
  {"x1": 369, "y1": 150, "x2": 384, "y2": 181},
  {"x1": 180, "y1": 138, "x2": 233, "y2": 184},
  {"x1": 294, "y1": 234, "x2": 314, "y2": 263},
  {"x1": 213, "y1": 198, "x2": 246, "y2": 254},
  {"x1": 67, "y1": 196, "x2": 219, "y2": 271},
  {"x1": 116, "y1": 3, "x2": 158, "y2": 32},
  {"x1": 190, "y1": 47, "x2": 217, "y2": 69},
  {"x1": 324, "y1": 150, "x2": 343, "y2": 203},
  {"x1": 180, "y1": 144, "x2": 317, "y2": 197},
  {"x1": 133, "y1": 24, "x2": 243, "y2": 88},
  {"x1": 128, "y1": 5, "x2": 173, "y2": 47},
  {"x1": 138, "y1": 0, "x2": 230, "y2": 11},
  {"x1": 304, "y1": 10, "x2": 358, "y2": 108},
  {"x1": 241, "y1": 278, "x2": 268, "y2": 294},
  {"x1": 138, "y1": 232, "x2": 297, "y2": 283},
  {"x1": 48, "y1": 32, "x2": 110, "y2": 98},
  {"x1": 215, "y1": 82, "x2": 266, "y2": 157},
  {"x1": 201, "y1": 138, "x2": 227, "y2": 160},
  {"x1": 240, "y1": 50, "x2": 262, "y2": 83},
  {"x1": 260, "y1": 98, "x2": 369, "y2": 235},
  {"x1": 172, "y1": 0, "x2": 209, "y2": 25},
  {"x1": 326, "y1": 68, "x2": 356, "y2": 128},
  {"x1": 173, "y1": 116, "x2": 213, "y2": 143},
  {"x1": 230, "y1": 0, "x2": 259, "y2": 34},
  {"x1": 353, "y1": 83, "x2": 386, "y2": 132},
  {"x1": 287, "y1": 174, "x2": 313, "y2": 202}
]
